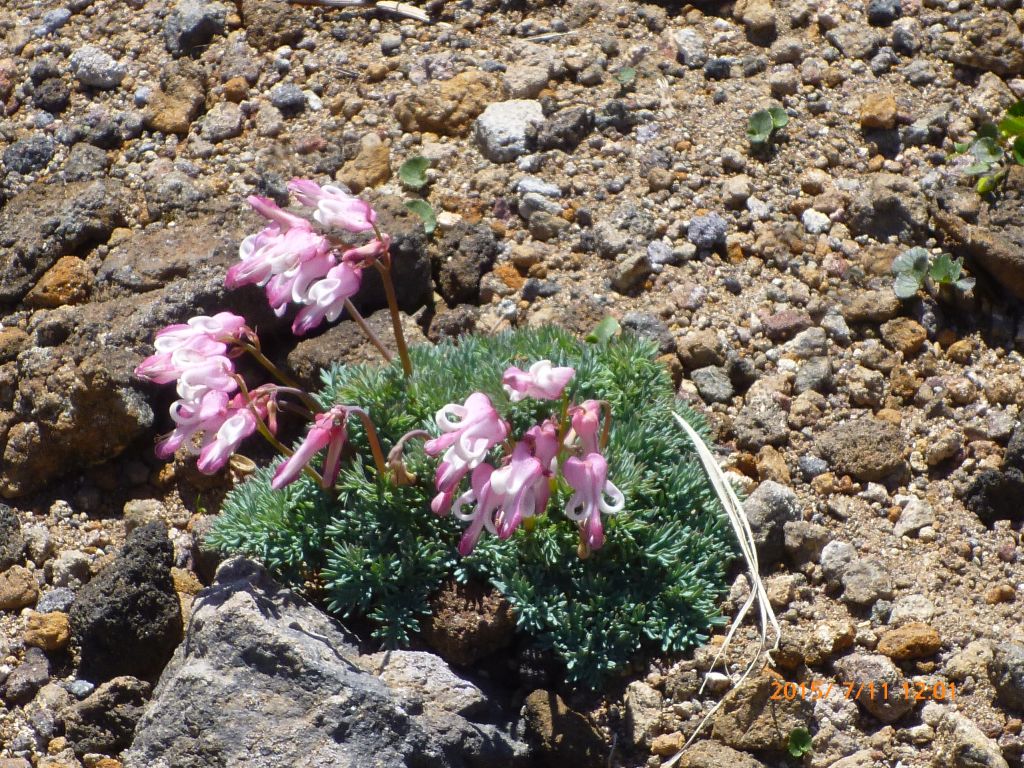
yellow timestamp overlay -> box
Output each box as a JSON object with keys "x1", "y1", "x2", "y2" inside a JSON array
[{"x1": 769, "y1": 679, "x2": 957, "y2": 702}]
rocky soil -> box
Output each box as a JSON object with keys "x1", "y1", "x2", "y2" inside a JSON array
[{"x1": 0, "y1": 0, "x2": 1023, "y2": 766}]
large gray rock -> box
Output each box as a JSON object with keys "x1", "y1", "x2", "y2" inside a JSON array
[
  {"x1": 0, "y1": 179, "x2": 127, "y2": 304},
  {"x1": 124, "y1": 558, "x2": 529, "y2": 768},
  {"x1": 990, "y1": 642, "x2": 1024, "y2": 712},
  {"x1": 474, "y1": 100, "x2": 544, "y2": 163},
  {"x1": 816, "y1": 418, "x2": 906, "y2": 482},
  {"x1": 165, "y1": 0, "x2": 229, "y2": 56},
  {"x1": 743, "y1": 481, "x2": 800, "y2": 566},
  {"x1": 935, "y1": 708, "x2": 1010, "y2": 768}
]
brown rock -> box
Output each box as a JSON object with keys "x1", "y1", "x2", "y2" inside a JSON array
[
  {"x1": 756, "y1": 445, "x2": 790, "y2": 483},
  {"x1": 712, "y1": 670, "x2": 809, "y2": 752},
  {"x1": 171, "y1": 567, "x2": 203, "y2": 597},
  {"x1": 650, "y1": 732, "x2": 685, "y2": 757},
  {"x1": 985, "y1": 584, "x2": 1016, "y2": 604},
  {"x1": 24, "y1": 256, "x2": 93, "y2": 308},
  {"x1": 803, "y1": 620, "x2": 856, "y2": 665},
  {"x1": 677, "y1": 741, "x2": 767, "y2": 768},
  {"x1": 0, "y1": 565, "x2": 39, "y2": 611},
  {"x1": 762, "y1": 309, "x2": 812, "y2": 341},
  {"x1": 0, "y1": 327, "x2": 29, "y2": 363},
  {"x1": 394, "y1": 70, "x2": 503, "y2": 136},
  {"x1": 860, "y1": 92, "x2": 898, "y2": 130},
  {"x1": 143, "y1": 60, "x2": 206, "y2": 135},
  {"x1": 840, "y1": 289, "x2": 901, "y2": 323},
  {"x1": 23, "y1": 611, "x2": 71, "y2": 651},
  {"x1": 878, "y1": 622, "x2": 942, "y2": 660},
  {"x1": 932, "y1": 200, "x2": 1024, "y2": 301},
  {"x1": 337, "y1": 135, "x2": 391, "y2": 192},
  {"x1": 817, "y1": 418, "x2": 907, "y2": 482},
  {"x1": 420, "y1": 580, "x2": 515, "y2": 666},
  {"x1": 523, "y1": 689, "x2": 605, "y2": 768},
  {"x1": 678, "y1": 329, "x2": 726, "y2": 370},
  {"x1": 946, "y1": 339, "x2": 975, "y2": 364},
  {"x1": 938, "y1": 9, "x2": 1024, "y2": 77},
  {"x1": 240, "y1": 0, "x2": 305, "y2": 51},
  {"x1": 880, "y1": 318, "x2": 927, "y2": 358}
]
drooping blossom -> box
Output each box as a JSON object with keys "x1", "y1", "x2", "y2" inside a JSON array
[
  {"x1": 225, "y1": 223, "x2": 332, "y2": 291},
  {"x1": 248, "y1": 194, "x2": 313, "y2": 232},
  {"x1": 424, "y1": 393, "x2": 509, "y2": 515},
  {"x1": 291, "y1": 262, "x2": 363, "y2": 336},
  {"x1": 135, "y1": 312, "x2": 247, "y2": 384},
  {"x1": 522, "y1": 419, "x2": 559, "y2": 516},
  {"x1": 562, "y1": 453, "x2": 625, "y2": 551},
  {"x1": 156, "y1": 389, "x2": 232, "y2": 460},
  {"x1": 287, "y1": 178, "x2": 377, "y2": 233},
  {"x1": 264, "y1": 249, "x2": 337, "y2": 317},
  {"x1": 502, "y1": 360, "x2": 575, "y2": 403},
  {"x1": 451, "y1": 441, "x2": 545, "y2": 554},
  {"x1": 272, "y1": 405, "x2": 350, "y2": 490},
  {"x1": 341, "y1": 234, "x2": 391, "y2": 267},
  {"x1": 567, "y1": 399, "x2": 602, "y2": 455},
  {"x1": 195, "y1": 395, "x2": 264, "y2": 474}
]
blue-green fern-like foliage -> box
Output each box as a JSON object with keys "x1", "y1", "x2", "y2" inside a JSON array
[{"x1": 208, "y1": 326, "x2": 734, "y2": 687}]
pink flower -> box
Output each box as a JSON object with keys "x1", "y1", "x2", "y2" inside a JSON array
[
  {"x1": 424, "y1": 393, "x2": 509, "y2": 515},
  {"x1": 135, "y1": 333, "x2": 227, "y2": 384},
  {"x1": 291, "y1": 262, "x2": 363, "y2": 335},
  {"x1": 272, "y1": 405, "x2": 350, "y2": 489},
  {"x1": 287, "y1": 179, "x2": 377, "y2": 234},
  {"x1": 196, "y1": 405, "x2": 259, "y2": 474},
  {"x1": 523, "y1": 420, "x2": 559, "y2": 516},
  {"x1": 156, "y1": 389, "x2": 231, "y2": 459},
  {"x1": 562, "y1": 453, "x2": 625, "y2": 551},
  {"x1": 502, "y1": 360, "x2": 575, "y2": 402},
  {"x1": 175, "y1": 356, "x2": 237, "y2": 403},
  {"x1": 451, "y1": 464, "x2": 499, "y2": 555},
  {"x1": 264, "y1": 249, "x2": 337, "y2": 317},
  {"x1": 567, "y1": 399, "x2": 602, "y2": 455},
  {"x1": 247, "y1": 195, "x2": 311, "y2": 232},
  {"x1": 341, "y1": 235, "x2": 390, "y2": 267},
  {"x1": 226, "y1": 226, "x2": 332, "y2": 290}
]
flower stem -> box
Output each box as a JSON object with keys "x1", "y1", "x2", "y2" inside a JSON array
[
  {"x1": 599, "y1": 400, "x2": 613, "y2": 451},
  {"x1": 343, "y1": 298, "x2": 394, "y2": 363},
  {"x1": 371, "y1": 225, "x2": 413, "y2": 378},
  {"x1": 241, "y1": 342, "x2": 303, "y2": 390}
]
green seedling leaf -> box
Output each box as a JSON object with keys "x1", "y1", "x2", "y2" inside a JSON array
[
  {"x1": 929, "y1": 252, "x2": 960, "y2": 284},
  {"x1": 978, "y1": 122, "x2": 999, "y2": 140},
  {"x1": 788, "y1": 727, "x2": 813, "y2": 758},
  {"x1": 398, "y1": 156, "x2": 430, "y2": 190},
  {"x1": 1013, "y1": 136, "x2": 1024, "y2": 165},
  {"x1": 892, "y1": 247, "x2": 929, "y2": 276},
  {"x1": 404, "y1": 199, "x2": 437, "y2": 234},
  {"x1": 616, "y1": 66, "x2": 636, "y2": 85},
  {"x1": 1008, "y1": 100, "x2": 1024, "y2": 118},
  {"x1": 747, "y1": 110, "x2": 774, "y2": 143},
  {"x1": 971, "y1": 136, "x2": 1003, "y2": 164},
  {"x1": 953, "y1": 142, "x2": 971, "y2": 154},
  {"x1": 998, "y1": 114, "x2": 1024, "y2": 138},
  {"x1": 977, "y1": 174, "x2": 1000, "y2": 194},
  {"x1": 767, "y1": 106, "x2": 789, "y2": 129},
  {"x1": 964, "y1": 162, "x2": 991, "y2": 176},
  {"x1": 586, "y1": 316, "x2": 621, "y2": 345},
  {"x1": 894, "y1": 272, "x2": 923, "y2": 299}
]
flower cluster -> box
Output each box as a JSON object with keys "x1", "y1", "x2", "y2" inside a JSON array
[
  {"x1": 426, "y1": 360, "x2": 624, "y2": 555},
  {"x1": 134, "y1": 313, "x2": 273, "y2": 474},
  {"x1": 227, "y1": 180, "x2": 389, "y2": 336}
]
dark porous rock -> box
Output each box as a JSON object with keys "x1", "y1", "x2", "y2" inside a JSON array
[
  {"x1": 3, "y1": 135, "x2": 55, "y2": 175},
  {"x1": 165, "y1": 0, "x2": 228, "y2": 57},
  {"x1": 744, "y1": 481, "x2": 800, "y2": 566},
  {"x1": 1005, "y1": 421, "x2": 1024, "y2": 470},
  {"x1": 123, "y1": 558, "x2": 529, "y2": 768},
  {"x1": 33, "y1": 77, "x2": 71, "y2": 113},
  {"x1": 711, "y1": 671, "x2": 809, "y2": 753},
  {"x1": 62, "y1": 143, "x2": 110, "y2": 181},
  {"x1": 240, "y1": 0, "x2": 305, "y2": 52},
  {"x1": 691, "y1": 366, "x2": 734, "y2": 404},
  {"x1": 990, "y1": 642, "x2": 1024, "y2": 712},
  {"x1": 70, "y1": 523, "x2": 182, "y2": 684},
  {"x1": 0, "y1": 179, "x2": 126, "y2": 304},
  {"x1": 2, "y1": 647, "x2": 50, "y2": 705},
  {"x1": 622, "y1": 312, "x2": 676, "y2": 354},
  {"x1": 847, "y1": 173, "x2": 927, "y2": 243},
  {"x1": 64, "y1": 676, "x2": 151, "y2": 757},
  {"x1": 734, "y1": 393, "x2": 789, "y2": 450},
  {"x1": 534, "y1": 106, "x2": 595, "y2": 151},
  {"x1": 287, "y1": 309, "x2": 427, "y2": 389},
  {"x1": 932, "y1": 176, "x2": 1024, "y2": 301},
  {"x1": 816, "y1": 418, "x2": 907, "y2": 482},
  {"x1": 934, "y1": 9, "x2": 1024, "y2": 77},
  {"x1": 428, "y1": 304, "x2": 479, "y2": 343},
  {"x1": 420, "y1": 580, "x2": 515, "y2": 667},
  {"x1": 434, "y1": 222, "x2": 500, "y2": 306},
  {"x1": 143, "y1": 170, "x2": 211, "y2": 221},
  {"x1": 963, "y1": 468, "x2": 1024, "y2": 525},
  {"x1": 352, "y1": 195, "x2": 432, "y2": 314},
  {"x1": 0, "y1": 504, "x2": 25, "y2": 569},
  {"x1": 523, "y1": 689, "x2": 605, "y2": 768}
]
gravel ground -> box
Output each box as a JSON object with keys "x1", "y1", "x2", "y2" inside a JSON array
[{"x1": 0, "y1": 0, "x2": 1023, "y2": 766}]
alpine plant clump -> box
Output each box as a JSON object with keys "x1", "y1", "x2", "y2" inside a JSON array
[{"x1": 135, "y1": 179, "x2": 734, "y2": 687}]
